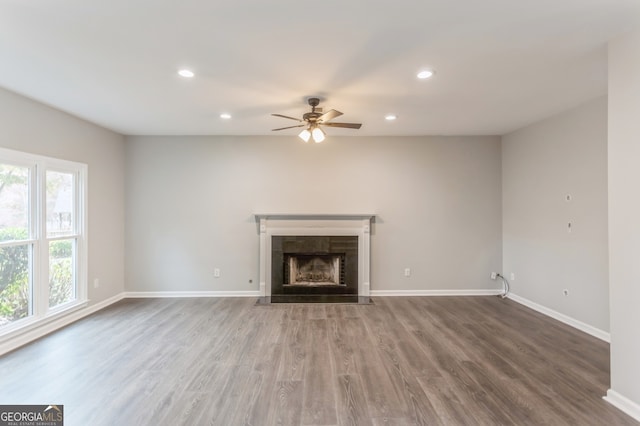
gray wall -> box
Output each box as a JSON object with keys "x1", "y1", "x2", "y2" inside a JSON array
[
  {"x1": 608, "y1": 29, "x2": 640, "y2": 411},
  {"x1": 0, "y1": 86, "x2": 126, "y2": 304},
  {"x1": 502, "y1": 96, "x2": 609, "y2": 332},
  {"x1": 125, "y1": 135, "x2": 503, "y2": 293}
]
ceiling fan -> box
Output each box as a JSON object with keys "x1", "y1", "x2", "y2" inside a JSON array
[{"x1": 271, "y1": 97, "x2": 362, "y2": 143}]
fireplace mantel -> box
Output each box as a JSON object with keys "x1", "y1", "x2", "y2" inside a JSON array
[{"x1": 254, "y1": 213, "x2": 375, "y2": 299}]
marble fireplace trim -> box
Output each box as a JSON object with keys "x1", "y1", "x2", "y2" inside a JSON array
[{"x1": 254, "y1": 214, "x2": 374, "y2": 298}]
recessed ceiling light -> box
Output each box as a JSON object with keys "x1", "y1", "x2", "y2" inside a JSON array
[
  {"x1": 220, "y1": 113, "x2": 232, "y2": 119},
  {"x1": 178, "y1": 69, "x2": 194, "y2": 78},
  {"x1": 385, "y1": 114, "x2": 397, "y2": 121},
  {"x1": 417, "y1": 70, "x2": 434, "y2": 79}
]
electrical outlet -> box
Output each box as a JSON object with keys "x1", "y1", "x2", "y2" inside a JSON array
[
  {"x1": 214, "y1": 268, "x2": 220, "y2": 278},
  {"x1": 490, "y1": 272, "x2": 497, "y2": 280},
  {"x1": 510, "y1": 272, "x2": 515, "y2": 281},
  {"x1": 404, "y1": 268, "x2": 411, "y2": 277},
  {"x1": 93, "y1": 278, "x2": 100, "y2": 288}
]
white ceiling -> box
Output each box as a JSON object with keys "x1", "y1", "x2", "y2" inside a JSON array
[{"x1": 1, "y1": 0, "x2": 639, "y2": 136}]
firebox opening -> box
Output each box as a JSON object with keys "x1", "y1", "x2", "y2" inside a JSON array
[
  {"x1": 271, "y1": 235, "x2": 358, "y2": 299},
  {"x1": 284, "y1": 254, "x2": 346, "y2": 287}
]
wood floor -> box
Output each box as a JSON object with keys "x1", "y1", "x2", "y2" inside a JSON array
[{"x1": 0, "y1": 296, "x2": 636, "y2": 425}]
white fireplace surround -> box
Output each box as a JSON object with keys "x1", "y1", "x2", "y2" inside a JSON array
[{"x1": 254, "y1": 214, "x2": 374, "y2": 297}]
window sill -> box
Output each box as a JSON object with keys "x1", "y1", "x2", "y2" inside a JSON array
[{"x1": 0, "y1": 300, "x2": 89, "y2": 344}]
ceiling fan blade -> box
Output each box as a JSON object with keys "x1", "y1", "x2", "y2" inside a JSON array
[
  {"x1": 322, "y1": 122, "x2": 362, "y2": 129},
  {"x1": 271, "y1": 113, "x2": 303, "y2": 122},
  {"x1": 272, "y1": 124, "x2": 306, "y2": 131},
  {"x1": 317, "y1": 109, "x2": 343, "y2": 123}
]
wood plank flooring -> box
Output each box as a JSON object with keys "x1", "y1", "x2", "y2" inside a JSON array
[{"x1": 0, "y1": 296, "x2": 636, "y2": 425}]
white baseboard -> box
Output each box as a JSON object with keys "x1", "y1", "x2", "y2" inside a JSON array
[
  {"x1": 127, "y1": 290, "x2": 501, "y2": 298},
  {"x1": 370, "y1": 289, "x2": 503, "y2": 297},
  {"x1": 361, "y1": 281, "x2": 370, "y2": 297},
  {"x1": 0, "y1": 292, "x2": 125, "y2": 356},
  {"x1": 507, "y1": 293, "x2": 610, "y2": 342},
  {"x1": 604, "y1": 389, "x2": 640, "y2": 422},
  {"x1": 123, "y1": 290, "x2": 261, "y2": 298}
]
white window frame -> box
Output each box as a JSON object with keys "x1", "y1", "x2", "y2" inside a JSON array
[{"x1": 0, "y1": 147, "x2": 87, "y2": 338}]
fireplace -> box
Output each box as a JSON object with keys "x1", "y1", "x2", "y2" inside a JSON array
[
  {"x1": 285, "y1": 254, "x2": 345, "y2": 286},
  {"x1": 255, "y1": 213, "x2": 373, "y2": 303},
  {"x1": 271, "y1": 235, "x2": 357, "y2": 300}
]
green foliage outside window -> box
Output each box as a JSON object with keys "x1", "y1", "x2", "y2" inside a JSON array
[
  {"x1": 49, "y1": 239, "x2": 73, "y2": 307},
  {"x1": 0, "y1": 228, "x2": 29, "y2": 325},
  {"x1": 0, "y1": 228, "x2": 73, "y2": 326}
]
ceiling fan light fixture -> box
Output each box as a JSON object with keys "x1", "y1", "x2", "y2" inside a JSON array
[
  {"x1": 178, "y1": 69, "x2": 195, "y2": 78},
  {"x1": 417, "y1": 69, "x2": 434, "y2": 79},
  {"x1": 299, "y1": 128, "x2": 311, "y2": 143},
  {"x1": 312, "y1": 126, "x2": 325, "y2": 143}
]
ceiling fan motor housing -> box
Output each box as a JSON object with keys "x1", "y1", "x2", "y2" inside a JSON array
[
  {"x1": 303, "y1": 112, "x2": 321, "y2": 122},
  {"x1": 305, "y1": 98, "x2": 322, "y2": 121}
]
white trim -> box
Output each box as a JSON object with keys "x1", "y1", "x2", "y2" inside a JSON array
[
  {"x1": 370, "y1": 289, "x2": 503, "y2": 297},
  {"x1": 0, "y1": 293, "x2": 124, "y2": 356},
  {"x1": 254, "y1": 213, "x2": 375, "y2": 220},
  {"x1": 507, "y1": 293, "x2": 610, "y2": 342},
  {"x1": 604, "y1": 389, "x2": 640, "y2": 422},
  {"x1": 123, "y1": 291, "x2": 261, "y2": 298}
]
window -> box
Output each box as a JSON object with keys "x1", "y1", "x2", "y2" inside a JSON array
[{"x1": 0, "y1": 148, "x2": 87, "y2": 334}]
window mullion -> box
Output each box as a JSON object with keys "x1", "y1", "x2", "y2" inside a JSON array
[
  {"x1": 29, "y1": 163, "x2": 39, "y2": 319},
  {"x1": 35, "y1": 162, "x2": 49, "y2": 318}
]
